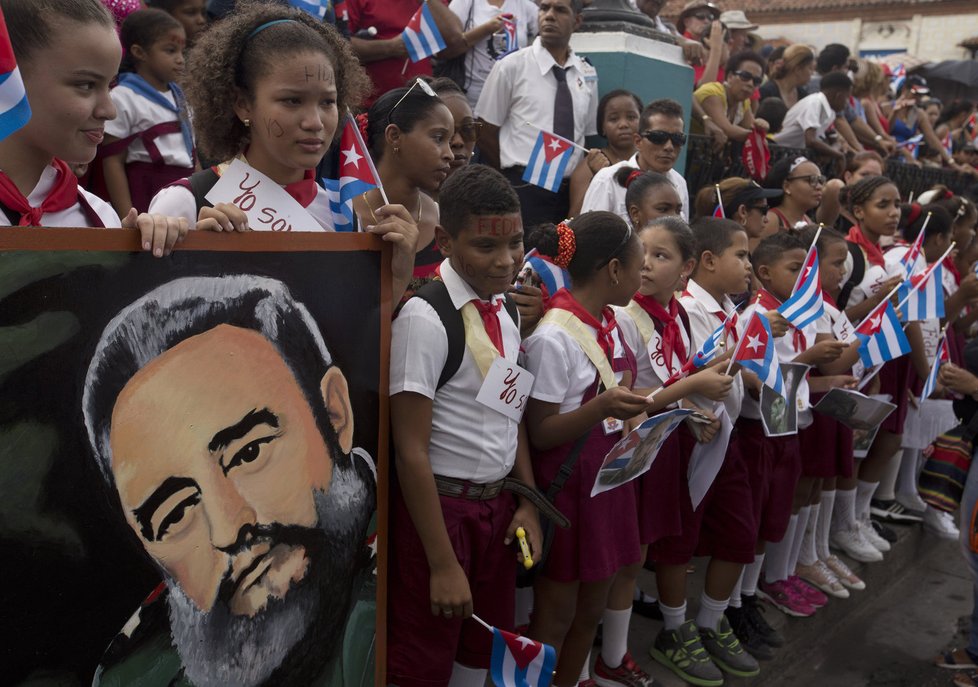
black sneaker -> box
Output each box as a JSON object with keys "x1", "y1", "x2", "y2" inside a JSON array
[
  {"x1": 870, "y1": 498, "x2": 924, "y2": 524},
  {"x1": 633, "y1": 595, "x2": 664, "y2": 620},
  {"x1": 725, "y1": 605, "x2": 775, "y2": 661},
  {"x1": 742, "y1": 594, "x2": 784, "y2": 648},
  {"x1": 871, "y1": 518, "x2": 898, "y2": 543}
]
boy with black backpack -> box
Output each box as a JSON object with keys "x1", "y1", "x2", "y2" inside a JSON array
[{"x1": 387, "y1": 164, "x2": 544, "y2": 687}]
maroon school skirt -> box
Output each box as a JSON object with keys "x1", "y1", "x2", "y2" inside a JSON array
[
  {"x1": 878, "y1": 357, "x2": 912, "y2": 435},
  {"x1": 800, "y1": 396, "x2": 854, "y2": 479},
  {"x1": 636, "y1": 431, "x2": 683, "y2": 546},
  {"x1": 127, "y1": 161, "x2": 193, "y2": 213}
]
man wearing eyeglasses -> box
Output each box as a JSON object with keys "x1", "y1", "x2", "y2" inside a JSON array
[
  {"x1": 475, "y1": 0, "x2": 599, "y2": 227},
  {"x1": 774, "y1": 72, "x2": 852, "y2": 167},
  {"x1": 580, "y1": 98, "x2": 689, "y2": 221}
]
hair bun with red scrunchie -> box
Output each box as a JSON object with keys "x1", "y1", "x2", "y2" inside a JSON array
[
  {"x1": 906, "y1": 202, "x2": 922, "y2": 227},
  {"x1": 626, "y1": 170, "x2": 644, "y2": 188},
  {"x1": 355, "y1": 112, "x2": 370, "y2": 141},
  {"x1": 553, "y1": 221, "x2": 576, "y2": 269}
]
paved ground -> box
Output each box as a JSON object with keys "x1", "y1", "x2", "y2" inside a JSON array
[{"x1": 609, "y1": 523, "x2": 973, "y2": 687}]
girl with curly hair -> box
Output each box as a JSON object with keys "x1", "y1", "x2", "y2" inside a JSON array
[
  {"x1": 148, "y1": 1, "x2": 420, "y2": 299},
  {"x1": 0, "y1": 0, "x2": 185, "y2": 255}
]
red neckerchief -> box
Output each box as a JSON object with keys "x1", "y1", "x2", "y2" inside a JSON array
[
  {"x1": 549, "y1": 288, "x2": 617, "y2": 362},
  {"x1": 943, "y1": 255, "x2": 962, "y2": 286},
  {"x1": 633, "y1": 293, "x2": 687, "y2": 374},
  {"x1": 285, "y1": 169, "x2": 318, "y2": 208},
  {"x1": 755, "y1": 288, "x2": 806, "y2": 351},
  {"x1": 472, "y1": 299, "x2": 505, "y2": 356},
  {"x1": 822, "y1": 289, "x2": 838, "y2": 308},
  {"x1": 847, "y1": 226, "x2": 886, "y2": 268},
  {"x1": 0, "y1": 159, "x2": 78, "y2": 226}
]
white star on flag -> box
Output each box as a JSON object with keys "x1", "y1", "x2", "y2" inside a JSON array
[
  {"x1": 746, "y1": 334, "x2": 762, "y2": 352},
  {"x1": 342, "y1": 145, "x2": 363, "y2": 169},
  {"x1": 548, "y1": 138, "x2": 563, "y2": 152},
  {"x1": 516, "y1": 636, "x2": 535, "y2": 649},
  {"x1": 869, "y1": 314, "x2": 881, "y2": 331}
]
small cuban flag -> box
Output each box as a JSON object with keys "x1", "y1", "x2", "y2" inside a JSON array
[
  {"x1": 920, "y1": 331, "x2": 950, "y2": 404},
  {"x1": 522, "y1": 130, "x2": 575, "y2": 193},
  {"x1": 498, "y1": 16, "x2": 519, "y2": 58},
  {"x1": 897, "y1": 262, "x2": 945, "y2": 322},
  {"x1": 942, "y1": 129, "x2": 954, "y2": 159},
  {"x1": 660, "y1": 313, "x2": 732, "y2": 387},
  {"x1": 490, "y1": 627, "x2": 556, "y2": 687},
  {"x1": 891, "y1": 63, "x2": 907, "y2": 94},
  {"x1": 900, "y1": 225, "x2": 927, "y2": 279},
  {"x1": 712, "y1": 204, "x2": 725, "y2": 218},
  {"x1": 522, "y1": 250, "x2": 570, "y2": 300},
  {"x1": 322, "y1": 113, "x2": 382, "y2": 231},
  {"x1": 778, "y1": 245, "x2": 824, "y2": 330},
  {"x1": 0, "y1": 4, "x2": 31, "y2": 142},
  {"x1": 402, "y1": 2, "x2": 446, "y2": 63},
  {"x1": 732, "y1": 311, "x2": 784, "y2": 396},
  {"x1": 287, "y1": 0, "x2": 328, "y2": 19},
  {"x1": 901, "y1": 133, "x2": 923, "y2": 160},
  {"x1": 854, "y1": 300, "x2": 911, "y2": 368}
]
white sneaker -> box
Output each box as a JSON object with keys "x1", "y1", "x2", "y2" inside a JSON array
[
  {"x1": 923, "y1": 506, "x2": 959, "y2": 540},
  {"x1": 896, "y1": 491, "x2": 928, "y2": 513},
  {"x1": 830, "y1": 526, "x2": 884, "y2": 562},
  {"x1": 857, "y1": 518, "x2": 891, "y2": 553}
]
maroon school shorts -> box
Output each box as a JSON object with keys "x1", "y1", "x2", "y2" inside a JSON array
[
  {"x1": 387, "y1": 484, "x2": 517, "y2": 687},
  {"x1": 648, "y1": 425, "x2": 756, "y2": 566},
  {"x1": 800, "y1": 398, "x2": 854, "y2": 479},
  {"x1": 737, "y1": 418, "x2": 802, "y2": 543}
]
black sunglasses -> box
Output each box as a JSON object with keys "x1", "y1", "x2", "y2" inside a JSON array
[
  {"x1": 640, "y1": 130, "x2": 687, "y2": 147},
  {"x1": 455, "y1": 119, "x2": 481, "y2": 143},
  {"x1": 731, "y1": 70, "x2": 763, "y2": 86},
  {"x1": 748, "y1": 204, "x2": 769, "y2": 213},
  {"x1": 691, "y1": 11, "x2": 713, "y2": 21}
]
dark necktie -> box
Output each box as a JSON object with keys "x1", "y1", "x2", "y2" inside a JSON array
[{"x1": 552, "y1": 65, "x2": 574, "y2": 141}]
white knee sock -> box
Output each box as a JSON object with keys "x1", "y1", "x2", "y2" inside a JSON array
[
  {"x1": 897, "y1": 448, "x2": 922, "y2": 498},
  {"x1": 764, "y1": 514, "x2": 798, "y2": 583},
  {"x1": 515, "y1": 586, "x2": 533, "y2": 627},
  {"x1": 448, "y1": 663, "x2": 487, "y2": 687},
  {"x1": 579, "y1": 650, "x2": 591, "y2": 682},
  {"x1": 788, "y1": 506, "x2": 811, "y2": 574},
  {"x1": 742, "y1": 553, "x2": 765, "y2": 597},
  {"x1": 833, "y1": 487, "x2": 857, "y2": 531},
  {"x1": 659, "y1": 600, "x2": 687, "y2": 631},
  {"x1": 817, "y1": 490, "x2": 835, "y2": 560},
  {"x1": 876, "y1": 452, "x2": 901, "y2": 501},
  {"x1": 728, "y1": 570, "x2": 744, "y2": 608},
  {"x1": 600, "y1": 607, "x2": 632, "y2": 669},
  {"x1": 695, "y1": 592, "x2": 729, "y2": 631},
  {"x1": 798, "y1": 504, "x2": 820, "y2": 566},
  {"x1": 856, "y1": 480, "x2": 879, "y2": 521}
]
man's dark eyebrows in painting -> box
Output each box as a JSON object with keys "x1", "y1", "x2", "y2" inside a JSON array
[{"x1": 81, "y1": 275, "x2": 375, "y2": 687}]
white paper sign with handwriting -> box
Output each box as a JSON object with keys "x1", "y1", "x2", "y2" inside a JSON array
[{"x1": 205, "y1": 159, "x2": 323, "y2": 232}]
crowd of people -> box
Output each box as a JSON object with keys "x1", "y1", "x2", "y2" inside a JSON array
[{"x1": 5, "y1": 0, "x2": 978, "y2": 686}]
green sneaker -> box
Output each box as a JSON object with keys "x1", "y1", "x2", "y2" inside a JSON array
[
  {"x1": 699, "y1": 614, "x2": 761, "y2": 677},
  {"x1": 649, "y1": 620, "x2": 723, "y2": 687}
]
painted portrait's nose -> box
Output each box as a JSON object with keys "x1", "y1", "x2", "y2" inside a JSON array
[{"x1": 203, "y1": 477, "x2": 258, "y2": 551}]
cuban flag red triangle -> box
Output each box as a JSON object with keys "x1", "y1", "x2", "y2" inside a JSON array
[
  {"x1": 490, "y1": 627, "x2": 556, "y2": 687},
  {"x1": 542, "y1": 132, "x2": 570, "y2": 163},
  {"x1": 738, "y1": 314, "x2": 769, "y2": 361}
]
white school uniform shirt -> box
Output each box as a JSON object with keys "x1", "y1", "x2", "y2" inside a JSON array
[
  {"x1": 524, "y1": 309, "x2": 629, "y2": 414},
  {"x1": 0, "y1": 164, "x2": 119, "y2": 227},
  {"x1": 105, "y1": 86, "x2": 194, "y2": 168},
  {"x1": 448, "y1": 0, "x2": 539, "y2": 109},
  {"x1": 390, "y1": 259, "x2": 521, "y2": 483},
  {"x1": 475, "y1": 37, "x2": 598, "y2": 175},
  {"x1": 580, "y1": 153, "x2": 690, "y2": 221},
  {"x1": 773, "y1": 92, "x2": 837, "y2": 149},
  {"x1": 841, "y1": 240, "x2": 904, "y2": 308},
  {"x1": 148, "y1": 180, "x2": 336, "y2": 231},
  {"x1": 614, "y1": 300, "x2": 691, "y2": 390},
  {"x1": 679, "y1": 278, "x2": 744, "y2": 421},
  {"x1": 738, "y1": 300, "x2": 818, "y2": 427}
]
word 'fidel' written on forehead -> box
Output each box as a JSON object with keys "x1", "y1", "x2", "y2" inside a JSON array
[
  {"x1": 476, "y1": 216, "x2": 522, "y2": 236},
  {"x1": 303, "y1": 63, "x2": 336, "y2": 84}
]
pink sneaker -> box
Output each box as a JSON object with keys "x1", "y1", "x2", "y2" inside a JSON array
[
  {"x1": 757, "y1": 578, "x2": 816, "y2": 617},
  {"x1": 788, "y1": 575, "x2": 828, "y2": 607}
]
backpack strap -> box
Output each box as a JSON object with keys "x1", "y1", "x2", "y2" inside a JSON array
[
  {"x1": 413, "y1": 279, "x2": 520, "y2": 390},
  {"x1": 187, "y1": 168, "x2": 220, "y2": 215},
  {"x1": 837, "y1": 241, "x2": 866, "y2": 311}
]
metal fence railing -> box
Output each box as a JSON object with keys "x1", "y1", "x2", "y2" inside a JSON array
[{"x1": 683, "y1": 134, "x2": 975, "y2": 204}]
